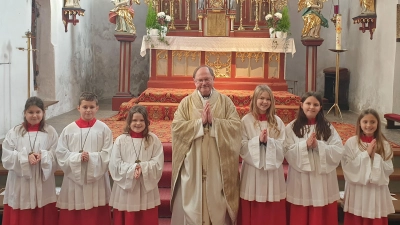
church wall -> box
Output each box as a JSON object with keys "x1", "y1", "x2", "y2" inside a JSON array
[
  {"x1": 0, "y1": 1, "x2": 34, "y2": 139},
  {"x1": 286, "y1": 1, "x2": 341, "y2": 97},
  {"x1": 90, "y1": 2, "x2": 150, "y2": 99},
  {"x1": 345, "y1": 1, "x2": 396, "y2": 116}
]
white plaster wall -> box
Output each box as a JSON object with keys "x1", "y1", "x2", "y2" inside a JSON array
[
  {"x1": 345, "y1": 1, "x2": 396, "y2": 116},
  {"x1": 393, "y1": 1, "x2": 400, "y2": 114},
  {"x1": 0, "y1": 1, "x2": 34, "y2": 139}
]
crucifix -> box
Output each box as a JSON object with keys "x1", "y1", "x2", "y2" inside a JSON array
[{"x1": 17, "y1": 30, "x2": 38, "y2": 99}]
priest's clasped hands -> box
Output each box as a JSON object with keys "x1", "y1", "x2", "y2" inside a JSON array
[{"x1": 202, "y1": 101, "x2": 213, "y2": 126}]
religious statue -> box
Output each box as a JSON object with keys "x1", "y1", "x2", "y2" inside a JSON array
[
  {"x1": 198, "y1": 0, "x2": 205, "y2": 10},
  {"x1": 109, "y1": 0, "x2": 140, "y2": 34},
  {"x1": 64, "y1": 0, "x2": 81, "y2": 8},
  {"x1": 360, "y1": 0, "x2": 375, "y2": 14},
  {"x1": 298, "y1": 0, "x2": 329, "y2": 39}
]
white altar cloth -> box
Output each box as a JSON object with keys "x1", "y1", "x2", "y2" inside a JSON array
[{"x1": 140, "y1": 36, "x2": 296, "y2": 57}]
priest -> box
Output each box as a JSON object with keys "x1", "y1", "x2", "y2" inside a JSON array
[{"x1": 171, "y1": 65, "x2": 241, "y2": 225}]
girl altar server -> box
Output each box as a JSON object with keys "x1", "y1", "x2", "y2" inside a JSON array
[
  {"x1": 284, "y1": 92, "x2": 344, "y2": 225},
  {"x1": 2, "y1": 97, "x2": 58, "y2": 225},
  {"x1": 341, "y1": 109, "x2": 394, "y2": 225},
  {"x1": 238, "y1": 84, "x2": 286, "y2": 225},
  {"x1": 109, "y1": 105, "x2": 164, "y2": 225}
]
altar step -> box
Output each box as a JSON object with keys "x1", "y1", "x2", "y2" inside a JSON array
[
  {"x1": 108, "y1": 88, "x2": 301, "y2": 123},
  {"x1": 138, "y1": 102, "x2": 299, "y2": 124}
]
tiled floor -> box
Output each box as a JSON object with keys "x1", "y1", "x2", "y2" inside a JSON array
[{"x1": 46, "y1": 98, "x2": 400, "y2": 146}]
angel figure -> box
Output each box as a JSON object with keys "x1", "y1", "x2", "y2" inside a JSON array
[
  {"x1": 64, "y1": 0, "x2": 81, "y2": 8},
  {"x1": 298, "y1": 0, "x2": 329, "y2": 38},
  {"x1": 360, "y1": 0, "x2": 375, "y2": 14},
  {"x1": 109, "y1": 0, "x2": 140, "y2": 34}
]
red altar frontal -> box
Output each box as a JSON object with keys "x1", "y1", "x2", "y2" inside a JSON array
[{"x1": 140, "y1": 36, "x2": 296, "y2": 91}]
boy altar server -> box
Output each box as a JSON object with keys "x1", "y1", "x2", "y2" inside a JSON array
[{"x1": 56, "y1": 92, "x2": 113, "y2": 225}]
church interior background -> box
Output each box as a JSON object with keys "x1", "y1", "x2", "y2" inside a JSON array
[{"x1": 1, "y1": 0, "x2": 400, "y2": 139}]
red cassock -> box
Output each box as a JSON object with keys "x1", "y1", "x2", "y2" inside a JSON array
[
  {"x1": 287, "y1": 202, "x2": 338, "y2": 225},
  {"x1": 344, "y1": 212, "x2": 388, "y2": 225},
  {"x1": 237, "y1": 199, "x2": 286, "y2": 225},
  {"x1": 3, "y1": 203, "x2": 58, "y2": 225},
  {"x1": 58, "y1": 205, "x2": 111, "y2": 225},
  {"x1": 113, "y1": 206, "x2": 159, "y2": 225}
]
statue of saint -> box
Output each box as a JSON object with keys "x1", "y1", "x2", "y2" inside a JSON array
[
  {"x1": 64, "y1": 0, "x2": 81, "y2": 8},
  {"x1": 360, "y1": 0, "x2": 375, "y2": 14},
  {"x1": 109, "y1": 0, "x2": 140, "y2": 34},
  {"x1": 298, "y1": 0, "x2": 329, "y2": 39}
]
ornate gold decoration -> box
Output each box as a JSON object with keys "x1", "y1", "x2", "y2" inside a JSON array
[
  {"x1": 237, "y1": 52, "x2": 264, "y2": 63},
  {"x1": 205, "y1": 52, "x2": 231, "y2": 78},
  {"x1": 275, "y1": 0, "x2": 288, "y2": 11},
  {"x1": 172, "y1": 51, "x2": 200, "y2": 61},
  {"x1": 206, "y1": 12, "x2": 227, "y2": 36},
  {"x1": 17, "y1": 31, "x2": 38, "y2": 98},
  {"x1": 157, "y1": 50, "x2": 168, "y2": 60},
  {"x1": 269, "y1": 52, "x2": 279, "y2": 61},
  {"x1": 209, "y1": 0, "x2": 224, "y2": 8}
]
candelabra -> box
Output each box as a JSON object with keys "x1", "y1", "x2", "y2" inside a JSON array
[
  {"x1": 253, "y1": 0, "x2": 261, "y2": 30},
  {"x1": 17, "y1": 31, "x2": 38, "y2": 99},
  {"x1": 237, "y1": 0, "x2": 245, "y2": 30},
  {"x1": 169, "y1": 0, "x2": 176, "y2": 30},
  {"x1": 185, "y1": 0, "x2": 191, "y2": 30}
]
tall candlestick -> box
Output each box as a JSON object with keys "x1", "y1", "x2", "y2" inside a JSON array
[{"x1": 335, "y1": 14, "x2": 342, "y2": 50}]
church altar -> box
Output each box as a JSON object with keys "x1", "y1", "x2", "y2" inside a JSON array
[
  {"x1": 140, "y1": 36, "x2": 296, "y2": 57},
  {"x1": 140, "y1": 36, "x2": 296, "y2": 91}
]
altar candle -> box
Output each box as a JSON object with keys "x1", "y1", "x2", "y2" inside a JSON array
[
  {"x1": 334, "y1": 5, "x2": 339, "y2": 14},
  {"x1": 336, "y1": 14, "x2": 342, "y2": 50}
]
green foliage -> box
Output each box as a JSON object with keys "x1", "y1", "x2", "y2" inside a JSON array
[
  {"x1": 145, "y1": 1, "x2": 158, "y2": 29},
  {"x1": 276, "y1": 6, "x2": 291, "y2": 33}
]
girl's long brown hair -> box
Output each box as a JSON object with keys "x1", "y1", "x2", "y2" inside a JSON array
[
  {"x1": 292, "y1": 92, "x2": 331, "y2": 141},
  {"x1": 356, "y1": 109, "x2": 393, "y2": 160},
  {"x1": 19, "y1": 97, "x2": 46, "y2": 136},
  {"x1": 249, "y1": 85, "x2": 280, "y2": 138},
  {"x1": 124, "y1": 105, "x2": 152, "y2": 146}
]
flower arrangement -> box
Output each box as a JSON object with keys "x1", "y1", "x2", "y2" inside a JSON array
[
  {"x1": 145, "y1": 1, "x2": 170, "y2": 45},
  {"x1": 265, "y1": 12, "x2": 282, "y2": 29}
]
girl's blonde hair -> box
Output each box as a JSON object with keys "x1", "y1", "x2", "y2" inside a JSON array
[
  {"x1": 249, "y1": 85, "x2": 280, "y2": 138},
  {"x1": 356, "y1": 108, "x2": 393, "y2": 160}
]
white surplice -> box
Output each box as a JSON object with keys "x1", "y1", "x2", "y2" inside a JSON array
[
  {"x1": 109, "y1": 132, "x2": 164, "y2": 211},
  {"x1": 284, "y1": 121, "x2": 344, "y2": 206},
  {"x1": 341, "y1": 136, "x2": 395, "y2": 218},
  {"x1": 240, "y1": 114, "x2": 286, "y2": 202},
  {"x1": 2, "y1": 124, "x2": 58, "y2": 209},
  {"x1": 55, "y1": 120, "x2": 112, "y2": 210}
]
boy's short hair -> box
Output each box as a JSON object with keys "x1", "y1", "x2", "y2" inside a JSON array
[{"x1": 79, "y1": 92, "x2": 98, "y2": 105}]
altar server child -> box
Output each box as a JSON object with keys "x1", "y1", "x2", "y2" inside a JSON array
[
  {"x1": 284, "y1": 92, "x2": 344, "y2": 225},
  {"x1": 55, "y1": 92, "x2": 113, "y2": 225},
  {"x1": 1, "y1": 96, "x2": 59, "y2": 225},
  {"x1": 237, "y1": 84, "x2": 286, "y2": 225},
  {"x1": 109, "y1": 105, "x2": 164, "y2": 225},
  {"x1": 341, "y1": 108, "x2": 394, "y2": 225}
]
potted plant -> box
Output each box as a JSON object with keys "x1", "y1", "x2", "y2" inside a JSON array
[
  {"x1": 145, "y1": 0, "x2": 158, "y2": 35},
  {"x1": 276, "y1": 6, "x2": 290, "y2": 38}
]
